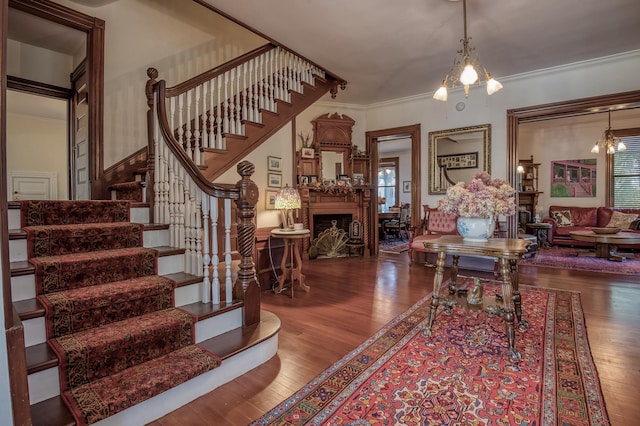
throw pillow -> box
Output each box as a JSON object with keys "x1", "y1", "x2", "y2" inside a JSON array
[
  {"x1": 630, "y1": 219, "x2": 640, "y2": 230},
  {"x1": 606, "y1": 211, "x2": 639, "y2": 228},
  {"x1": 551, "y1": 210, "x2": 572, "y2": 227}
]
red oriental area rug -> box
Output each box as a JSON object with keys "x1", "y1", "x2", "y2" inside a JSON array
[
  {"x1": 252, "y1": 280, "x2": 609, "y2": 426},
  {"x1": 379, "y1": 237, "x2": 410, "y2": 254},
  {"x1": 520, "y1": 247, "x2": 640, "y2": 276}
]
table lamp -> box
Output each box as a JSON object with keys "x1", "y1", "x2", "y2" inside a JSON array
[{"x1": 274, "y1": 184, "x2": 301, "y2": 231}]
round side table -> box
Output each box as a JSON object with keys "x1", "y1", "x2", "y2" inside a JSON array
[{"x1": 270, "y1": 229, "x2": 311, "y2": 297}]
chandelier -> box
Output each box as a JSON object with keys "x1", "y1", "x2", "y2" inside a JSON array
[
  {"x1": 433, "y1": 0, "x2": 503, "y2": 101},
  {"x1": 591, "y1": 110, "x2": 626, "y2": 155}
]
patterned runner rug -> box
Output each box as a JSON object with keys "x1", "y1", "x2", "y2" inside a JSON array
[
  {"x1": 520, "y1": 247, "x2": 640, "y2": 275},
  {"x1": 253, "y1": 279, "x2": 609, "y2": 425}
]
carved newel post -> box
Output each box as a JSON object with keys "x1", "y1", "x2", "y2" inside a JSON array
[{"x1": 234, "y1": 161, "x2": 260, "y2": 326}]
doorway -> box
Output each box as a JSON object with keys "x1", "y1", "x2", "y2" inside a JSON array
[
  {"x1": 366, "y1": 124, "x2": 421, "y2": 256},
  {"x1": 7, "y1": 0, "x2": 104, "y2": 199}
]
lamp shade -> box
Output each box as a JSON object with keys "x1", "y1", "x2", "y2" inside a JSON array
[{"x1": 274, "y1": 185, "x2": 301, "y2": 210}]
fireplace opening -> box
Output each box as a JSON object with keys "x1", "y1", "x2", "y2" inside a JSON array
[{"x1": 313, "y1": 214, "x2": 352, "y2": 239}]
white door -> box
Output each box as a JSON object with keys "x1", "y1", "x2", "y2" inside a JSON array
[{"x1": 9, "y1": 171, "x2": 58, "y2": 200}]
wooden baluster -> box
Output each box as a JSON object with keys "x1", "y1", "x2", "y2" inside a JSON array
[
  {"x1": 177, "y1": 164, "x2": 186, "y2": 250},
  {"x1": 195, "y1": 186, "x2": 203, "y2": 278},
  {"x1": 228, "y1": 70, "x2": 236, "y2": 135},
  {"x1": 201, "y1": 194, "x2": 211, "y2": 303},
  {"x1": 223, "y1": 71, "x2": 230, "y2": 138},
  {"x1": 183, "y1": 179, "x2": 194, "y2": 274},
  {"x1": 207, "y1": 80, "x2": 214, "y2": 149},
  {"x1": 185, "y1": 90, "x2": 193, "y2": 159},
  {"x1": 242, "y1": 62, "x2": 248, "y2": 122},
  {"x1": 193, "y1": 85, "x2": 201, "y2": 164},
  {"x1": 215, "y1": 76, "x2": 222, "y2": 149},
  {"x1": 224, "y1": 198, "x2": 232, "y2": 304},
  {"x1": 210, "y1": 196, "x2": 220, "y2": 305},
  {"x1": 267, "y1": 49, "x2": 275, "y2": 111},
  {"x1": 168, "y1": 154, "x2": 177, "y2": 247},
  {"x1": 258, "y1": 54, "x2": 265, "y2": 113}
]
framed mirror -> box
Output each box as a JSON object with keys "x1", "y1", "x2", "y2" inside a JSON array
[
  {"x1": 428, "y1": 124, "x2": 491, "y2": 194},
  {"x1": 320, "y1": 150, "x2": 347, "y2": 180}
]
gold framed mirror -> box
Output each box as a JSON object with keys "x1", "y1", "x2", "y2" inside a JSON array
[{"x1": 428, "y1": 124, "x2": 491, "y2": 194}]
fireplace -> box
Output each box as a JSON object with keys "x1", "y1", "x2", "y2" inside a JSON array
[{"x1": 298, "y1": 187, "x2": 371, "y2": 259}]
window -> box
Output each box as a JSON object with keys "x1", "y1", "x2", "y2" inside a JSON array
[
  {"x1": 612, "y1": 133, "x2": 640, "y2": 208},
  {"x1": 378, "y1": 157, "x2": 399, "y2": 212}
]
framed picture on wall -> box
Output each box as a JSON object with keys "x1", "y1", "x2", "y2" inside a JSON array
[
  {"x1": 268, "y1": 173, "x2": 282, "y2": 188},
  {"x1": 301, "y1": 148, "x2": 315, "y2": 159},
  {"x1": 267, "y1": 156, "x2": 282, "y2": 172},
  {"x1": 403, "y1": 181, "x2": 411, "y2": 192},
  {"x1": 265, "y1": 190, "x2": 278, "y2": 210}
]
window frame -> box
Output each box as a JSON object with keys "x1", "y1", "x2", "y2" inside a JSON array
[
  {"x1": 610, "y1": 128, "x2": 640, "y2": 207},
  {"x1": 378, "y1": 157, "x2": 399, "y2": 211}
]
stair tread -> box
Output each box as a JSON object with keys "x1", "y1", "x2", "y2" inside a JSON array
[
  {"x1": 16, "y1": 273, "x2": 201, "y2": 321},
  {"x1": 29, "y1": 310, "x2": 280, "y2": 426}
]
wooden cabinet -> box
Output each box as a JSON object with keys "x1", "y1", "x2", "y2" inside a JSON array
[{"x1": 517, "y1": 156, "x2": 542, "y2": 228}]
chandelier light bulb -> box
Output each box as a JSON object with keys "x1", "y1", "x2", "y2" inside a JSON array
[
  {"x1": 460, "y1": 64, "x2": 478, "y2": 85},
  {"x1": 617, "y1": 141, "x2": 627, "y2": 151},
  {"x1": 486, "y1": 78, "x2": 503, "y2": 95},
  {"x1": 591, "y1": 144, "x2": 600, "y2": 154},
  {"x1": 433, "y1": 85, "x2": 448, "y2": 101},
  {"x1": 607, "y1": 145, "x2": 616, "y2": 155}
]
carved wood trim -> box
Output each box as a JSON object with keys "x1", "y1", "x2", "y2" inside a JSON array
[{"x1": 366, "y1": 124, "x2": 421, "y2": 255}]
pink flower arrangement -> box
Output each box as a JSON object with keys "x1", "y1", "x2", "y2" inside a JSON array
[{"x1": 438, "y1": 171, "x2": 517, "y2": 218}]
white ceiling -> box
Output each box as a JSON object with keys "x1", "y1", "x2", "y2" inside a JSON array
[{"x1": 203, "y1": 0, "x2": 640, "y2": 105}]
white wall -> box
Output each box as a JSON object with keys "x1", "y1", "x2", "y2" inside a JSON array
[
  {"x1": 7, "y1": 39, "x2": 75, "y2": 88},
  {"x1": 6, "y1": 91, "x2": 69, "y2": 200},
  {"x1": 360, "y1": 50, "x2": 640, "y2": 213}
]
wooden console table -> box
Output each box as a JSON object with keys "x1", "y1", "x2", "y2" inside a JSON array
[
  {"x1": 270, "y1": 229, "x2": 311, "y2": 297},
  {"x1": 422, "y1": 236, "x2": 531, "y2": 362}
]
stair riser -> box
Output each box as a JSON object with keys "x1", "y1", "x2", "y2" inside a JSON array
[
  {"x1": 8, "y1": 207, "x2": 20, "y2": 229},
  {"x1": 9, "y1": 229, "x2": 166, "y2": 263},
  {"x1": 22, "y1": 281, "x2": 202, "y2": 346},
  {"x1": 26, "y1": 311, "x2": 248, "y2": 404},
  {"x1": 28, "y1": 367, "x2": 60, "y2": 405}
]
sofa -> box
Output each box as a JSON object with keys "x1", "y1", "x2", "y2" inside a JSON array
[{"x1": 543, "y1": 205, "x2": 640, "y2": 248}]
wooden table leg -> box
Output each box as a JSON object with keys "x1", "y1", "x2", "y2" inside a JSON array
[
  {"x1": 449, "y1": 255, "x2": 459, "y2": 294},
  {"x1": 424, "y1": 250, "x2": 446, "y2": 336},
  {"x1": 499, "y1": 258, "x2": 521, "y2": 362},
  {"x1": 275, "y1": 240, "x2": 291, "y2": 295},
  {"x1": 292, "y1": 239, "x2": 309, "y2": 293}
]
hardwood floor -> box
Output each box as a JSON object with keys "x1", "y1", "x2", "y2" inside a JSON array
[{"x1": 149, "y1": 253, "x2": 640, "y2": 425}]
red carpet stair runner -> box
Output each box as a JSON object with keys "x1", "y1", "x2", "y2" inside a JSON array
[{"x1": 21, "y1": 200, "x2": 221, "y2": 425}]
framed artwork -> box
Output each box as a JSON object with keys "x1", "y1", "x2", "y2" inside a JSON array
[
  {"x1": 403, "y1": 181, "x2": 411, "y2": 193},
  {"x1": 268, "y1": 173, "x2": 282, "y2": 188},
  {"x1": 524, "y1": 185, "x2": 534, "y2": 192},
  {"x1": 301, "y1": 148, "x2": 315, "y2": 159},
  {"x1": 309, "y1": 175, "x2": 318, "y2": 183},
  {"x1": 267, "y1": 156, "x2": 282, "y2": 172},
  {"x1": 298, "y1": 175, "x2": 309, "y2": 185},
  {"x1": 265, "y1": 190, "x2": 278, "y2": 210},
  {"x1": 436, "y1": 151, "x2": 478, "y2": 170},
  {"x1": 352, "y1": 173, "x2": 364, "y2": 185},
  {"x1": 526, "y1": 172, "x2": 534, "y2": 179}
]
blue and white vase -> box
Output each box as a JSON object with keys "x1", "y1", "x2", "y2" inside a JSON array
[{"x1": 457, "y1": 217, "x2": 495, "y2": 242}]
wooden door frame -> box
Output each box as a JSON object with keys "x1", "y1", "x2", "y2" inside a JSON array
[
  {"x1": 9, "y1": 0, "x2": 105, "y2": 198},
  {"x1": 507, "y1": 89, "x2": 640, "y2": 238},
  {"x1": 366, "y1": 124, "x2": 421, "y2": 255}
]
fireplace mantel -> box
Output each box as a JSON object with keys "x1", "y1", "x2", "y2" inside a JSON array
[{"x1": 299, "y1": 186, "x2": 371, "y2": 259}]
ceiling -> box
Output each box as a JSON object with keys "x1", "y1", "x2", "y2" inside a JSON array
[{"x1": 203, "y1": 0, "x2": 640, "y2": 105}]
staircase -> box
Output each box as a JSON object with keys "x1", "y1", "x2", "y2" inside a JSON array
[
  {"x1": 5, "y1": 42, "x2": 342, "y2": 425},
  {"x1": 9, "y1": 195, "x2": 280, "y2": 425}
]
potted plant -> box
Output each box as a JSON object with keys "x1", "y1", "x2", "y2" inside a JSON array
[{"x1": 438, "y1": 171, "x2": 516, "y2": 241}]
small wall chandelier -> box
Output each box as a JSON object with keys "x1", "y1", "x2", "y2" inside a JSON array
[
  {"x1": 591, "y1": 110, "x2": 626, "y2": 155},
  {"x1": 433, "y1": 0, "x2": 503, "y2": 101}
]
